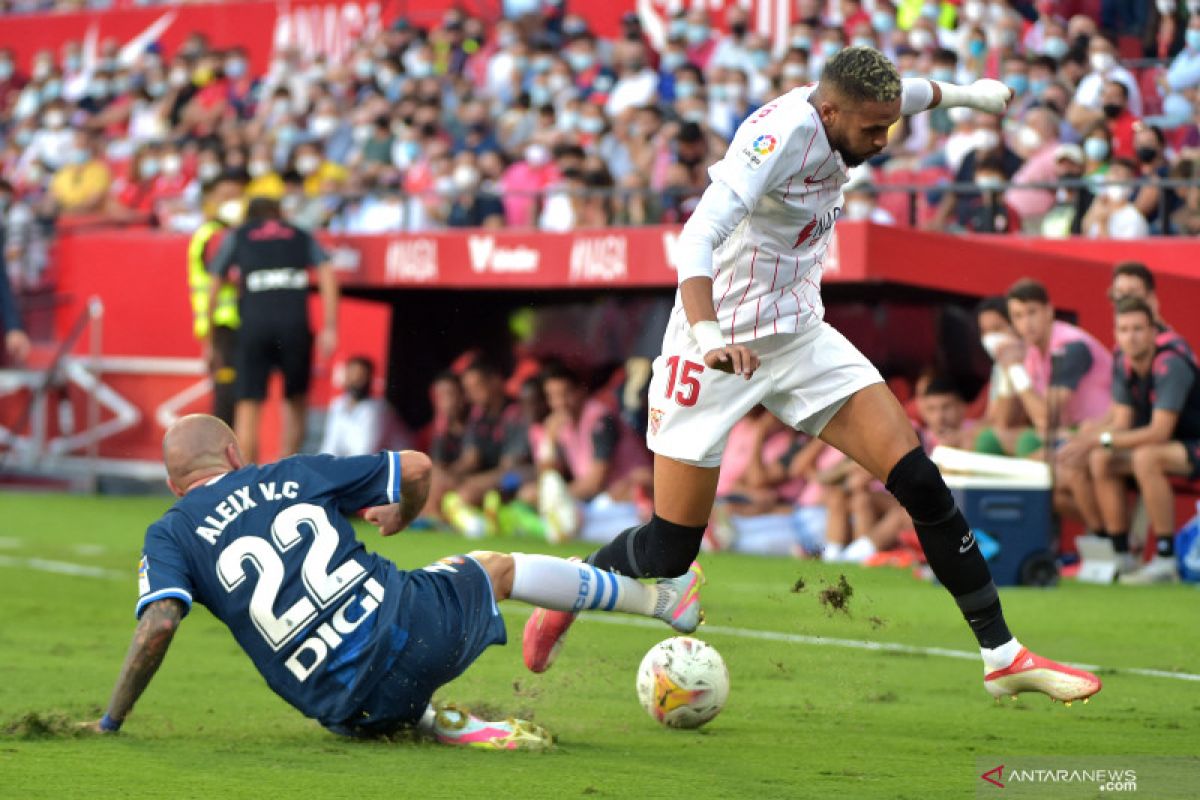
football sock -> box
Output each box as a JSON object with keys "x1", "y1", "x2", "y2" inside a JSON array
[
  {"x1": 885, "y1": 446, "x2": 1013, "y2": 649},
  {"x1": 585, "y1": 514, "x2": 706, "y2": 578},
  {"x1": 1110, "y1": 531, "x2": 1130, "y2": 553},
  {"x1": 1155, "y1": 535, "x2": 1175, "y2": 558},
  {"x1": 510, "y1": 553, "x2": 657, "y2": 616},
  {"x1": 981, "y1": 638, "x2": 1024, "y2": 672}
]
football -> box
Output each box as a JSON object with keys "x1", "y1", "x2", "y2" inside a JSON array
[{"x1": 636, "y1": 637, "x2": 730, "y2": 729}]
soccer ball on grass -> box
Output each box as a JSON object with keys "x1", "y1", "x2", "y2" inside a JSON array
[{"x1": 636, "y1": 636, "x2": 729, "y2": 729}]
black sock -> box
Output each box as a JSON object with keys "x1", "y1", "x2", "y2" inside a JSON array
[
  {"x1": 585, "y1": 514, "x2": 707, "y2": 578},
  {"x1": 1155, "y1": 535, "x2": 1175, "y2": 558},
  {"x1": 885, "y1": 447, "x2": 1013, "y2": 649},
  {"x1": 1111, "y1": 532, "x2": 1130, "y2": 553}
]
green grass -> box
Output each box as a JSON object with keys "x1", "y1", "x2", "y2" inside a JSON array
[{"x1": 1, "y1": 491, "x2": 1198, "y2": 799}]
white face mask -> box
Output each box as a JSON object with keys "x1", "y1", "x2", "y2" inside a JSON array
[
  {"x1": 248, "y1": 160, "x2": 271, "y2": 178},
  {"x1": 296, "y1": 155, "x2": 320, "y2": 175},
  {"x1": 1090, "y1": 52, "x2": 1115, "y2": 73},
  {"x1": 1104, "y1": 184, "x2": 1129, "y2": 202},
  {"x1": 909, "y1": 29, "x2": 934, "y2": 50},
  {"x1": 161, "y1": 154, "x2": 182, "y2": 176},
  {"x1": 981, "y1": 331, "x2": 1013, "y2": 359},
  {"x1": 217, "y1": 198, "x2": 244, "y2": 226},
  {"x1": 1017, "y1": 126, "x2": 1042, "y2": 153},
  {"x1": 309, "y1": 116, "x2": 338, "y2": 139},
  {"x1": 974, "y1": 129, "x2": 1000, "y2": 151},
  {"x1": 524, "y1": 144, "x2": 550, "y2": 167}
]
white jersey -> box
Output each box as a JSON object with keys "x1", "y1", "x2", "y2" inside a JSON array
[{"x1": 677, "y1": 85, "x2": 849, "y2": 344}]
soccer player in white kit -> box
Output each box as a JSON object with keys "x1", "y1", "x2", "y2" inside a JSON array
[{"x1": 526, "y1": 47, "x2": 1101, "y2": 704}]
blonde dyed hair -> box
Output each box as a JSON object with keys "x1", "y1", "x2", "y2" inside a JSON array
[{"x1": 820, "y1": 46, "x2": 902, "y2": 103}]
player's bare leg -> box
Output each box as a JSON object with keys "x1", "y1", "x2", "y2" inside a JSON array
[
  {"x1": 281, "y1": 395, "x2": 307, "y2": 458},
  {"x1": 234, "y1": 399, "x2": 261, "y2": 463},
  {"x1": 818, "y1": 383, "x2": 1100, "y2": 703}
]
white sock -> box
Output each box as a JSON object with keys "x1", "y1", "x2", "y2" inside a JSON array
[
  {"x1": 510, "y1": 553, "x2": 658, "y2": 616},
  {"x1": 980, "y1": 638, "x2": 1023, "y2": 671}
]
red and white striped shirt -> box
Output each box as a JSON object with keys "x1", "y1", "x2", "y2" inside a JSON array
[{"x1": 675, "y1": 85, "x2": 849, "y2": 344}]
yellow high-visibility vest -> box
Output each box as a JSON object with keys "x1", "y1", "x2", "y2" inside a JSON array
[{"x1": 188, "y1": 220, "x2": 240, "y2": 338}]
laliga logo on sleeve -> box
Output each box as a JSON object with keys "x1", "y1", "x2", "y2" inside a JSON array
[
  {"x1": 752, "y1": 134, "x2": 778, "y2": 155},
  {"x1": 740, "y1": 134, "x2": 778, "y2": 170}
]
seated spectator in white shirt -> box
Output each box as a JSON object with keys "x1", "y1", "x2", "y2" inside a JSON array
[
  {"x1": 1082, "y1": 158, "x2": 1150, "y2": 240},
  {"x1": 319, "y1": 356, "x2": 398, "y2": 457}
]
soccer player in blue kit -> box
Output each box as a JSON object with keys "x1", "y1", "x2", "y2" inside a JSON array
[{"x1": 89, "y1": 415, "x2": 703, "y2": 747}]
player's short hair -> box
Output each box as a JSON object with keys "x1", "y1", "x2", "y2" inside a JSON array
[
  {"x1": 975, "y1": 296, "x2": 1010, "y2": 322},
  {"x1": 1006, "y1": 278, "x2": 1050, "y2": 306},
  {"x1": 1114, "y1": 295, "x2": 1154, "y2": 323},
  {"x1": 819, "y1": 46, "x2": 902, "y2": 104},
  {"x1": 1111, "y1": 261, "x2": 1155, "y2": 292}
]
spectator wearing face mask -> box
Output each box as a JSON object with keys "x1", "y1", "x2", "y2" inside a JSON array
[
  {"x1": 1004, "y1": 107, "x2": 1063, "y2": 225},
  {"x1": 1129, "y1": 124, "x2": 1181, "y2": 234},
  {"x1": 0, "y1": 48, "x2": 25, "y2": 115},
  {"x1": 842, "y1": 165, "x2": 895, "y2": 225},
  {"x1": 49, "y1": 130, "x2": 111, "y2": 215},
  {"x1": 105, "y1": 143, "x2": 167, "y2": 224},
  {"x1": 500, "y1": 142, "x2": 559, "y2": 228},
  {"x1": 20, "y1": 100, "x2": 74, "y2": 173},
  {"x1": 245, "y1": 143, "x2": 284, "y2": 200},
  {"x1": 291, "y1": 141, "x2": 347, "y2": 198},
  {"x1": 1082, "y1": 158, "x2": 1150, "y2": 239},
  {"x1": 1080, "y1": 121, "x2": 1113, "y2": 179},
  {"x1": 966, "y1": 156, "x2": 1018, "y2": 233},
  {"x1": 446, "y1": 162, "x2": 505, "y2": 228},
  {"x1": 1153, "y1": 15, "x2": 1200, "y2": 126},
  {"x1": 1068, "y1": 35, "x2": 1142, "y2": 130},
  {"x1": 683, "y1": 8, "x2": 717, "y2": 71},
  {"x1": 928, "y1": 113, "x2": 1022, "y2": 232},
  {"x1": 1039, "y1": 143, "x2": 1095, "y2": 237}
]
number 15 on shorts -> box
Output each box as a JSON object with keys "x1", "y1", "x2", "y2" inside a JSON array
[{"x1": 665, "y1": 356, "x2": 704, "y2": 407}]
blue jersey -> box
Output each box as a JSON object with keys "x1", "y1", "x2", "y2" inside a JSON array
[{"x1": 136, "y1": 452, "x2": 415, "y2": 726}]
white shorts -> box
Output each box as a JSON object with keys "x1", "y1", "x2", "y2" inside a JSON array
[{"x1": 646, "y1": 320, "x2": 883, "y2": 468}]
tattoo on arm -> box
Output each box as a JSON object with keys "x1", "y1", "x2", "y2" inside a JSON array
[{"x1": 104, "y1": 599, "x2": 184, "y2": 723}]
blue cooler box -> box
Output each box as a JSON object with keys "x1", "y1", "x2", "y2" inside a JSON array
[{"x1": 944, "y1": 474, "x2": 1057, "y2": 587}]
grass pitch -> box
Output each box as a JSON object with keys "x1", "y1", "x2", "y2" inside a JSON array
[{"x1": 1, "y1": 492, "x2": 1198, "y2": 799}]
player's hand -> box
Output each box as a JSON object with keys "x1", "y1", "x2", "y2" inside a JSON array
[
  {"x1": 968, "y1": 79, "x2": 1015, "y2": 115},
  {"x1": 703, "y1": 345, "x2": 759, "y2": 379},
  {"x1": 364, "y1": 504, "x2": 406, "y2": 537}
]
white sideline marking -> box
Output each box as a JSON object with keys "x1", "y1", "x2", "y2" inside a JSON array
[
  {"x1": 509, "y1": 610, "x2": 1200, "y2": 684},
  {"x1": 0, "y1": 554, "x2": 125, "y2": 580},
  {"x1": 2, "y1": 554, "x2": 1195, "y2": 685}
]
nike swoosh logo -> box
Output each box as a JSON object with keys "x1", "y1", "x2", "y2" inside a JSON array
[{"x1": 959, "y1": 538, "x2": 975, "y2": 553}]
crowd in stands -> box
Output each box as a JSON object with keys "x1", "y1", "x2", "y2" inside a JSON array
[{"x1": 3, "y1": 0, "x2": 1200, "y2": 269}]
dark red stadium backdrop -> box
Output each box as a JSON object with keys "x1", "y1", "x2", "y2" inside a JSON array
[{"x1": 0, "y1": 0, "x2": 803, "y2": 77}]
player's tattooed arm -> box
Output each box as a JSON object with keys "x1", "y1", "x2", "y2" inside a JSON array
[{"x1": 95, "y1": 598, "x2": 185, "y2": 730}]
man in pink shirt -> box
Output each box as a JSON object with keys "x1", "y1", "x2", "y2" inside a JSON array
[
  {"x1": 1004, "y1": 107, "x2": 1063, "y2": 223},
  {"x1": 500, "y1": 143, "x2": 560, "y2": 228},
  {"x1": 1001, "y1": 278, "x2": 1113, "y2": 442}
]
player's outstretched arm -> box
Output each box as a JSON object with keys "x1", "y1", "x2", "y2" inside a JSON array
[
  {"x1": 88, "y1": 598, "x2": 185, "y2": 733},
  {"x1": 899, "y1": 76, "x2": 1014, "y2": 117}
]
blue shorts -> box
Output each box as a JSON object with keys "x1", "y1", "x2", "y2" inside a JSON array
[{"x1": 326, "y1": 555, "x2": 507, "y2": 737}]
